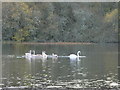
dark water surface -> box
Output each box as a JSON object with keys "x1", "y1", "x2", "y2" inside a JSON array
[{"x1": 2, "y1": 43, "x2": 118, "y2": 87}]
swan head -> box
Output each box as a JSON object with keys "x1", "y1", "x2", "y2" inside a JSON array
[{"x1": 33, "y1": 50, "x2": 35, "y2": 55}]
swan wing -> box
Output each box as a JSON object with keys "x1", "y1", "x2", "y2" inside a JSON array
[{"x1": 69, "y1": 54, "x2": 76, "y2": 57}]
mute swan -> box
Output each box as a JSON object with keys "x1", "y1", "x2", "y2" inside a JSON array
[
  {"x1": 25, "y1": 50, "x2": 32, "y2": 58},
  {"x1": 51, "y1": 53, "x2": 58, "y2": 60},
  {"x1": 69, "y1": 51, "x2": 86, "y2": 60},
  {"x1": 41, "y1": 51, "x2": 47, "y2": 58},
  {"x1": 52, "y1": 53, "x2": 58, "y2": 58},
  {"x1": 69, "y1": 51, "x2": 81, "y2": 59}
]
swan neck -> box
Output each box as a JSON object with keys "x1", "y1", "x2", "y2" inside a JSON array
[
  {"x1": 30, "y1": 50, "x2": 31, "y2": 54},
  {"x1": 33, "y1": 50, "x2": 35, "y2": 55},
  {"x1": 77, "y1": 51, "x2": 81, "y2": 56}
]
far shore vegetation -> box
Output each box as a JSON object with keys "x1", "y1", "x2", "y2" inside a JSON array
[
  {"x1": 2, "y1": 2, "x2": 118, "y2": 43},
  {"x1": 2, "y1": 41, "x2": 93, "y2": 45}
]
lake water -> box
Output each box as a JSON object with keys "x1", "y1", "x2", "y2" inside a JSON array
[{"x1": 2, "y1": 43, "x2": 118, "y2": 87}]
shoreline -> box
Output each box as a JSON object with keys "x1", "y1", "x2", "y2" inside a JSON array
[
  {"x1": 2, "y1": 41, "x2": 118, "y2": 45},
  {"x1": 1, "y1": 87, "x2": 118, "y2": 90},
  {"x1": 2, "y1": 41, "x2": 93, "y2": 45}
]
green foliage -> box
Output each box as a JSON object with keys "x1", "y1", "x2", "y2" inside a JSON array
[
  {"x1": 12, "y1": 28, "x2": 29, "y2": 42},
  {"x1": 2, "y1": 2, "x2": 118, "y2": 43}
]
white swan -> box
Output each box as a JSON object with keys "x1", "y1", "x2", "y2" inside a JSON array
[
  {"x1": 69, "y1": 51, "x2": 86, "y2": 60},
  {"x1": 41, "y1": 51, "x2": 47, "y2": 58},
  {"x1": 52, "y1": 53, "x2": 58, "y2": 57},
  {"x1": 47, "y1": 53, "x2": 58, "y2": 60},
  {"x1": 25, "y1": 50, "x2": 32, "y2": 58},
  {"x1": 69, "y1": 51, "x2": 81, "y2": 59},
  {"x1": 51, "y1": 53, "x2": 58, "y2": 60}
]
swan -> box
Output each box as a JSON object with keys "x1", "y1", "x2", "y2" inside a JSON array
[
  {"x1": 52, "y1": 53, "x2": 58, "y2": 58},
  {"x1": 51, "y1": 53, "x2": 58, "y2": 60},
  {"x1": 69, "y1": 51, "x2": 81, "y2": 59},
  {"x1": 69, "y1": 51, "x2": 86, "y2": 60},
  {"x1": 25, "y1": 50, "x2": 32, "y2": 58},
  {"x1": 41, "y1": 51, "x2": 47, "y2": 58},
  {"x1": 47, "y1": 53, "x2": 58, "y2": 58}
]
